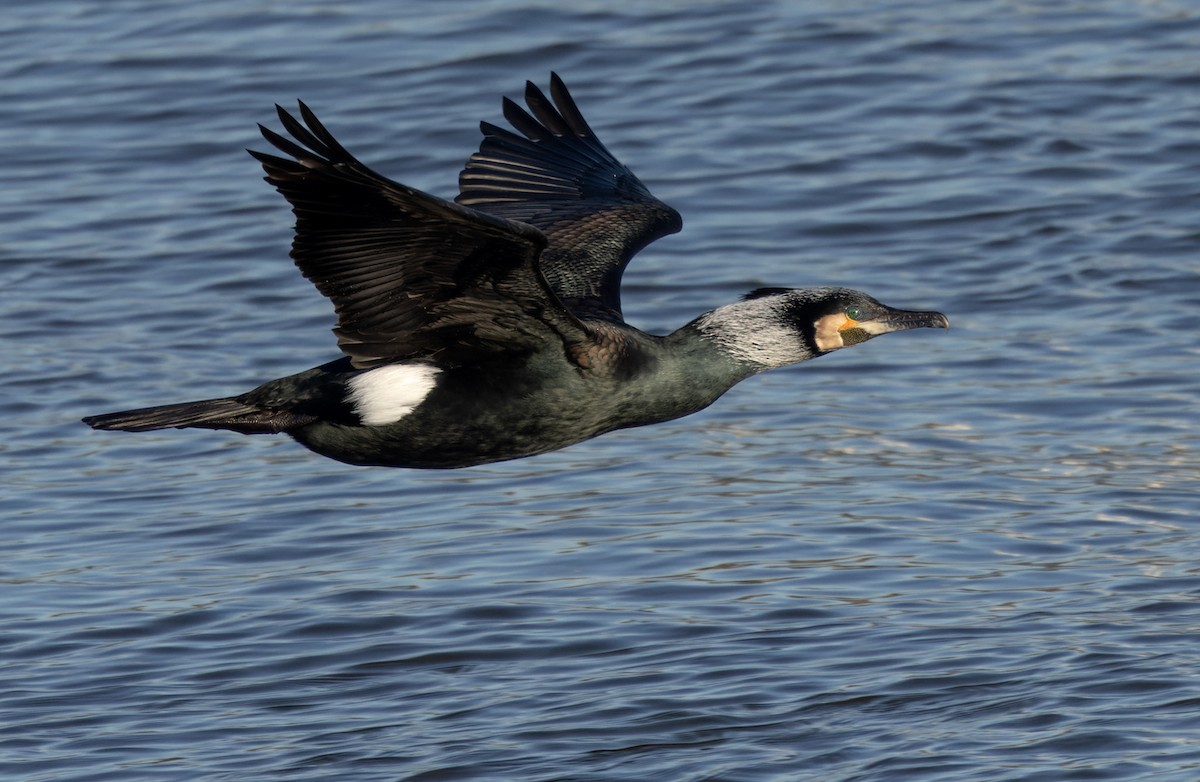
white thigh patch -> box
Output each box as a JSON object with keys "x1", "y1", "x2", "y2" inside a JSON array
[{"x1": 346, "y1": 364, "x2": 441, "y2": 425}]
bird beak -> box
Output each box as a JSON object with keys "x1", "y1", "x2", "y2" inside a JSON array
[
  {"x1": 868, "y1": 308, "x2": 950, "y2": 333},
  {"x1": 819, "y1": 305, "x2": 948, "y2": 350}
]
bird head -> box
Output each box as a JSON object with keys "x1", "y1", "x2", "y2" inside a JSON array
[
  {"x1": 692, "y1": 287, "x2": 948, "y2": 370},
  {"x1": 786, "y1": 287, "x2": 950, "y2": 354}
]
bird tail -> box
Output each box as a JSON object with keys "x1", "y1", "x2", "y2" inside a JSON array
[{"x1": 83, "y1": 397, "x2": 311, "y2": 434}]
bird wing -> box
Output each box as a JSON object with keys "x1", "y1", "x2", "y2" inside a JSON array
[
  {"x1": 250, "y1": 102, "x2": 594, "y2": 370},
  {"x1": 456, "y1": 73, "x2": 682, "y2": 322}
]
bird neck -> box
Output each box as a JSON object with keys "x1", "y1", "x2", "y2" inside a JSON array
[
  {"x1": 599, "y1": 327, "x2": 756, "y2": 429},
  {"x1": 681, "y1": 296, "x2": 816, "y2": 371}
]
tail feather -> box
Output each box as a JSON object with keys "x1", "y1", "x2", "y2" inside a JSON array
[{"x1": 83, "y1": 397, "x2": 313, "y2": 434}]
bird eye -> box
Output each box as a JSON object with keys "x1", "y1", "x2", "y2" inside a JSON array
[{"x1": 845, "y1": 305, "x2": 862, "y2": 321}]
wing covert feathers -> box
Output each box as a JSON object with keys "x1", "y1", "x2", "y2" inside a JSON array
[{"x1": 252, "y1": 101, "x2": 592, "y2": 369}]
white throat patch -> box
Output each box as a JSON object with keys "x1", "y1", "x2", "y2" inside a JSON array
[
  {"x1": 813, "y1": 313, "x2": 847, "y2": 352},
  {"x1": 346, "y1": 363, "x2": 441, "y2": 426}
]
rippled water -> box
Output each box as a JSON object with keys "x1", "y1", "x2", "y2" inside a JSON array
[{"x1": 4, "y1": 1, "x2": 1200, "y2": 780}]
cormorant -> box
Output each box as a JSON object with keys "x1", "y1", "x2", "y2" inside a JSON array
[{"x1": 83, "y1": 74, "x2": 948, "y2": 468}]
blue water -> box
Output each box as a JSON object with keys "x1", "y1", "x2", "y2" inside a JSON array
[{"x1": 4, "y1": 1, "x2": 1200, "y2": 780}]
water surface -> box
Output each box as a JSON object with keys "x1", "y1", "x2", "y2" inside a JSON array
[{"x1": 3, "y1": 1, "x2": 1200, "y2": 780}]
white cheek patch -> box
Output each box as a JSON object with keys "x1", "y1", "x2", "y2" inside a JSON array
[
  {"x1": 813, "y1": 314, "x2": 847, "y2": 351},
  {"x1": 346, "y1": 364, "x2": 441, "y2": 425}
]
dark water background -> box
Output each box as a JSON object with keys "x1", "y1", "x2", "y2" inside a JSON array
[{"x1": 4, "y1": 1, "x2": 1200, "y2": 780}]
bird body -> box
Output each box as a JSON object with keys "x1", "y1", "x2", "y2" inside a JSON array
[
  {"x1": 91, "y1": 320, "x2": 749, "y2": 468},
  {"x1": 84, "y1": 75, "x2": 947, "y2": 468}
]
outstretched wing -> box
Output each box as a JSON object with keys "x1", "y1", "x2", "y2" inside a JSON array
[
  {"x1": 457, "y1": 73, "x2": 682, "y2": 321},
  {"x1": 250, "y1": 102, "x2": 592, "y2": 370}
]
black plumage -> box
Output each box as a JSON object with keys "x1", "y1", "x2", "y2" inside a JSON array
[
  {"x1": 83, "y1": 74, "x2": 948, "y2": 468},
  {"x1": 458, "y1": 74, "x2": 682, "y2": 319},
  {"x1": 249, "y1": 101, "x2": 588, "y2": 370}
]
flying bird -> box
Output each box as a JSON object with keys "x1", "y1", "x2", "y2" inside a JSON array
[{"x1": 83, "y1": 74, "x2": 948, "y2": 468}]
